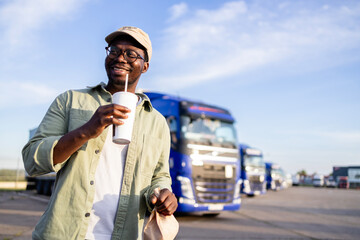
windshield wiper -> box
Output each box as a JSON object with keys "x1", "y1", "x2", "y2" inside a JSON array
[
  {"x1": 198, "y1": 138, "x2": 212, "y2": 146},
  {"x1": 220, "y1": 141, "x2": 236, "y2": 148}
]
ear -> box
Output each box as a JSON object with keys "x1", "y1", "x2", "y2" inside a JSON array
[{"x1": 141, "y1": 62, "x2": 149, "y2": 73}]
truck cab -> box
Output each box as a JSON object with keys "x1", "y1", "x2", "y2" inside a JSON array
[
  {"x1": 338, "y1": 176, "x2": 349, "y2": 189},
  {"x1": 239, "y1": 144, "x2": 266, "y2": 196},
  {"x1": 265, "y1": 162, "x2": 284, "y2": 191},
  {"x1": 313, "y1": 175, "x2": 324, "y2": 187},
  {"x1": 144, "y1": 91, "x2": 241, "y2": 215}
]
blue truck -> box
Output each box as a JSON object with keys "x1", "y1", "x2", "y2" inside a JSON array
[
  {"x1": 265, "y1": 162, "x2": 284, "y2": 191},
  {"x1": 239, "y1": 144, "x2": 266, "y2": 196},
  {"x1": 145, "y1": 91, "x2": 241, "y2": 215}
]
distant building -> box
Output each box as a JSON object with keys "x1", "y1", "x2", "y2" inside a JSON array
[{"x1": 333, "y1": 166, "x2": 360, "y2": 189}]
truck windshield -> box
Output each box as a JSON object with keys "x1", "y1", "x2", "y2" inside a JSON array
[
  {"x1": 180, "y1": 115, "x2": 237, "y2": 147},
  {"x1": 244, "y1": 155, "x2": 265, "y2": 168},
  {"x1": 272, "y1": 168, "x2": 283, "y2": 177}
]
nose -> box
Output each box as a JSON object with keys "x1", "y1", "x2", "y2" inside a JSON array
[{"x1": 115, "y1": 51, "x2": 127, "y2": 62}]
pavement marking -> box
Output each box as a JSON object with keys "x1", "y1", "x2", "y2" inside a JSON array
[
  {"x1": 17, "y1": 192, "x2": 49, "y2": 203},
  {"x1": 0, "y1": 208, "x2": 43, "y2": 216},
  {"x1": 230, "y1": 210, "x2": 319, "y2": 240}
]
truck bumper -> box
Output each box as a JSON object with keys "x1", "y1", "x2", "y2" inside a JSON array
[
  {"x1": 245, "y1": 189, "x2": 266, "y2": 196},
  {"x1": 176, "y1": 197, "x2": 241, "y2": 213}
]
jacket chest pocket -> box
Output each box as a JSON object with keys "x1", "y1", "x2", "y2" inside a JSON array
[
  {"x1": 68, "y1": 108, "x2": 94, "y2": 132},
  {"x1": 140, "y1": 134, "x2": 162, "y2": 178}
]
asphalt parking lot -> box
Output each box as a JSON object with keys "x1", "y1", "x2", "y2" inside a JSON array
[
  {"x1": 176, "y1": 187, "x2": 360, "y2": 239},
  {"x1": 1, "y1": 187, "x2": 360, "y2": 239}
]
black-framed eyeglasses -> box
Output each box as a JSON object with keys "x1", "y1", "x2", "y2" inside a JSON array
[{"x1": 105, "y1": 46, "x2": 145, "y2": 63}]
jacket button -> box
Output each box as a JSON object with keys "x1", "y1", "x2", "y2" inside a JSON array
[
  {"x1": 85, "y1": 213, "x2": 90, "y2": 217},
  {"x1": 90, "y1": 180, "x2": 94, "y2": 185},
  {"x1": 95, "y1": 149, "x2": 100, "y2": 154}
]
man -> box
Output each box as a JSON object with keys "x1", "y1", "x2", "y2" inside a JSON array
[{"x1": 22, "y1": 26, "x2": 178, "y2": 240}]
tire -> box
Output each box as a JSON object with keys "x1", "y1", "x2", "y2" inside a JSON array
[
  {"x1": 36, "y1": 180, "x2": 44, "y2": 195},
  {"x1": 43, "y1": 181, "x2": 51, "y2": 196},
  {"x1": 50, "y1": 181, "x2": 55, "y2": 195}
]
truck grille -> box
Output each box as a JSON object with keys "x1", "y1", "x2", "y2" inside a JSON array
[
  {"x1": 248, "y1": 175, "x2": 265, "y2": 191},
  {"x1": 250, "y1": 182, "x2": 265, "y2": 192},
  {"x1": 248, "y1": 175, "x2": 261, "y2": 182},
  {"x1": 192, "y1": 164, "x2": 236, "y2": 203}
]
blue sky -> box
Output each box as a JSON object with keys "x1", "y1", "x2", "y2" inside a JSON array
[{"x1": 0, "y1": 0, "x2": 359, "y2": 175}]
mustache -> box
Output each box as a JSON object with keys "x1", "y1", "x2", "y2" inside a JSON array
[{"x1": 108, "y1": 59, "x2": 134, "y2": 71}]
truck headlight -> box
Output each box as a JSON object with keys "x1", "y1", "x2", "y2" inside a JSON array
[
  {"x1": 234, "y1": 179, "x2": 242, "y2": 199},
  {"x1": 259, "y1": 175, "x2": 265, "y2": 182},
  {"x1": 177, "y1": 176, "x2": 195, "y2": 199},
  {"x1": 244, "y1": 179, "x2": 251, "y2": 193}
]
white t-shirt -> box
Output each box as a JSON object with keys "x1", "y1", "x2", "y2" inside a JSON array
[{"x1": 85, "y1": 96, "x2": 141, "y2": 240}]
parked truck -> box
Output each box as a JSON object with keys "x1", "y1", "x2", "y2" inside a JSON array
[
  {"x1": 338, "y1": 176, "x2": 349, "y2": 189},
  {"x1": 265, "y1": 162, "x2": 284, "y2": 191},
  {"x1": 239, "y1": 144, "x2": 266, "y2": 196},
  {"x1": 313, "y1": 174, "x2": 324, "y2": 187},
  {"x1": 145, "y1": 91, "x2": 241, "y2": 215}
]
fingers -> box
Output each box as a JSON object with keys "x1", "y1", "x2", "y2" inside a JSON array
[
  {"x1": 154, "y1": 189, "x2": 178, "y2": 215},
  {"x1": 97, "y1": 104, "x2": 131, "y2": 126},
  {"x1": 156, "y1": 198, "x2": 177, "y2": 215},
  {"x1": 103, "y1": 104, "x2": 131, "y2": 119},
  {"x1": 150, "y1": 195, "x2": 158, "y2": 205},
  {"x1": 84, "y1": 104, "x2": 133, "y2": 139}
]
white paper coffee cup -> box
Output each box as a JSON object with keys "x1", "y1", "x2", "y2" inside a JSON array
[{"x1": 112, "y1": 91, "x2": 138, "y2": 144}]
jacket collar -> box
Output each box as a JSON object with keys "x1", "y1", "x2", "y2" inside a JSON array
[{"x1": 87, "y1": 82, "x2": 153, "y2": 112}]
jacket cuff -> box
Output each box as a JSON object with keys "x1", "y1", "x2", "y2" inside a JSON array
[{"x1": 36, "y1": 136, "x2": 62, "y2": 172}]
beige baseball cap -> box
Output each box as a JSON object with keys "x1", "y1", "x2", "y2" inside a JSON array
[{"x1": 105, "y1": 26, "x2": 152, "y2": 62}]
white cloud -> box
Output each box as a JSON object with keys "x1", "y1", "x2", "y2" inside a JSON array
[
  {"x1": 0, "y1": 0, "x2": 88, "y2": 48},
  {"x1": 168, "y1": 2, "x2": 188, "y2": 21},
  {"x1": 0, "y1": 0, "x2": 88, "y2": 109},
  {"x1": 152, "y1": 0, "x2": 360, "y2": 90},
  {"x1": 196, "y1": 1, "x2": 247, "y2": 22},
  {"x1": 0, "y1": 81, "x2": 58, "y2": 109}
]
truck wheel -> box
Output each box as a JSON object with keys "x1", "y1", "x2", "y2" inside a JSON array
[
  {"x1": 43, "y1": 181, "x2": 50, "y2": 196},
  {"x1": 50, "y1": 181, "x2": 55, "y2": 195},
  {"x1": 43, "y1": 181, "x2": 53, "y2": 196},
  {"x1": 36, "y1": 180, "x2": 44, "y2": 195}
]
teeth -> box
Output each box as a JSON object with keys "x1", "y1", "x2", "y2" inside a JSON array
[{"x1": 113, "y1": 67, "x2": 128, "y2": 72}]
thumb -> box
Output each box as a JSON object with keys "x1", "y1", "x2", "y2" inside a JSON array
[{"x1": 150, "y1": 194, "x2": 158, "y2": 205}]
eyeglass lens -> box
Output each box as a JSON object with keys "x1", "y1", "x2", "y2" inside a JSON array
[{"x1": 106, "y1": 47, "x2": 141, "y2": 63}]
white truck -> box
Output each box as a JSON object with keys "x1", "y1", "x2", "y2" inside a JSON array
[{"x1": 313, "y1": 174, "x2": 324, "y2": 187}]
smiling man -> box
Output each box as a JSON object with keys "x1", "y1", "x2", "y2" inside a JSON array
[{"x1": 22, "y1": 26, "x2": 177, "y2": 240}]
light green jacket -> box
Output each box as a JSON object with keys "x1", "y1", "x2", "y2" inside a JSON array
[{"x1": 22, "y1": 83, "x2": 172, "y2": 240}]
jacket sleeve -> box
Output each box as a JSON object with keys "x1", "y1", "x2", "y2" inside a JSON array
[
  {"x1": 145, "y1": 118, "x2": 173, "y2": 210},
  {"x1": 22, "y1": 91, "x2": 70, "y2": 177}
]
